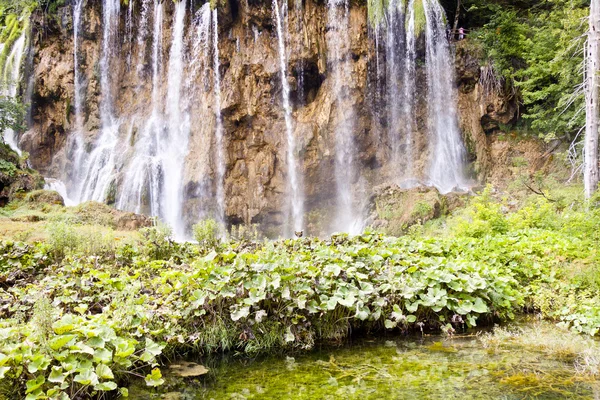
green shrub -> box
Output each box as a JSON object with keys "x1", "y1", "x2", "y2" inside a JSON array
[{"x1": 193, "y1": 218, "x2": 219, "y2": 246}]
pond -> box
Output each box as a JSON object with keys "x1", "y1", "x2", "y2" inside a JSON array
[{"x1": 130, "y1": 322, "x2": 599, "y2": 399}]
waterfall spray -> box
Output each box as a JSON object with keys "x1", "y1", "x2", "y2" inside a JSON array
[
  {"x1": 273, "y1": 0, "x2": 304, "y2": 236},
  {"x1": 117, "y1": 0, "x2": 164, "y2": 217},
  {"x1": 212, "y1": 9, "x2": 226, "y2": 229},
  {"x1": 162, "y1": 0, "x2": 189, "y2": 238},
  {"x1": 77, "y1": 0, "x2": 121, "y2": 202},
  {"x1": 423, "y1": 0, "x2": 468, "y2": 193},
  {"x1": 1, "y1": 31, "x2": 27, "y2": 153},
  {"x1": 327, "y1": 0, "x2": 363, "y2": 234}
]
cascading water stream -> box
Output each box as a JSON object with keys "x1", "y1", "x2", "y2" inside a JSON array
[
  {"x1": 401, "y1": 0, "x2": 416, "y2": 182},
  {"x1": 273, "y1": 0, "x2": 304, "y2": 236},
  {"x1": 327, "y1": 0, "x2": 363, "y2": 234},
  {"x1": 212, "y1": 9, "x2": 226, "y2": 230},
  {"x1": 135, "y1": 0, "x2": 152, "y2": 79},
  {"x1": 162, "y1": 0, "x2": 189, "y2": 238},
  {"x1": 422, "y1": 0, "x2": 467, "y2": 193},
  {"x1": 68, "y1": 0, "x2": 86, "y2": 197},
  {"x1": 117, "y1": 0, "x2": 164, "y2": 217},
  {"x1": 1, "y1": 31, "x2": 27, "y2": 153},
  {"x1": 77, "y1": 0, "x2": 121, "y2": 203}
]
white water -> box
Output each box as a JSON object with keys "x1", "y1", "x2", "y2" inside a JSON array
[
  {"x1": 327, "y1": 0, "x2": 363, "y2": 234},
  {"x1": 135, "y1": 0, "x2": 152, "y2": 79},
  {"x1": 402, "y1": 0, "x2": 417, "y2": 180},
  {"x1": 44, "y1": 179, "x2": 76, "y2": 207},
  {"x1": 68, "y1": 0, "x2": 86, "y2": 198},
  {"x1": 273, "y1": 0, "x2": 304, "y2": 236},
  {"x1": 212, "y1": 9, "x2": 226, "y2": 229},
  {"x1": 1, "y1": 32, "x2": 27, "y2": 154},
  {"x1": 423, "y1": 0, "x2": 468, "y2": 193},
  {"x1": 162, "y1": 0, "x2": 189, "y2": 238},
  {"x1": 117, "y1": 0, "x2": 164, "y2": 217}
]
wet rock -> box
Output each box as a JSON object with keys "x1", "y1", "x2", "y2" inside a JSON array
[{"x1": 168, "y1": 362, "x2": 209, "y2": 378}]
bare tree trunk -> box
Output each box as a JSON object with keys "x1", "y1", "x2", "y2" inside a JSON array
[
  {"x1": 452, "y1": 0, "x2": 461, "y2": 41},
  {"x1": 585, "y1": 0, "x2": 600, "y2": 198}
]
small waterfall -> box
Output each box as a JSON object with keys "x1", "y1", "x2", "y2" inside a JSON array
[
  {"x1": 162, "y1": 0, "x2": 189, "y2": 238},
  {"x1": 294, "y1": 0, "x2": 305, "y2": 104},
  {"x1": 327, "y1": 0, "x2": 363, "y2": 234},
  {"x1": 117, "y1": 0, "x2": 163, "y2": 216},
  {"x1": 401, "y1": 0, "x2": 416, "y2": 181},
  {"x1": 385, "y1": 0, "x2": 404, "y2": 168},
  {"x1": 135, "y1": 0, "x2": 152, "y2": 78},
  {"x1": 69, "y1": 0, "x2": 86, "y2": 196},
  {"x1": 1, "y1": 31, "x2": 27, "y2": 154},
  {"x1": 77, "y1": 0, "x2": 121, "y2": 203},
  {"x1": 212, "y1": 9, "x2": 226, "y2": 228},
  {"x1": 423, "y1": 0, "x2": 467, "y2": 193},
  {"x1": 273, "y1": 0, "x2": 304, "y2": 236}
]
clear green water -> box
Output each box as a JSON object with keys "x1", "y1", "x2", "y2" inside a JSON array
[{"x1": 131, "y1": 328, "x2": 599, "y2": 400}]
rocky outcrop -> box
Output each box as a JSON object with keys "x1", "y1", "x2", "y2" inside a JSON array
[
  {"x1": 0, "y1": 144, "x2": 44, "y2": 206},
  {"x1": 369, "y1": 184, "x2": 467, "y2": 236},
  {"x1": 454, "y1": 41, "x2": 518, "y2": 182}
]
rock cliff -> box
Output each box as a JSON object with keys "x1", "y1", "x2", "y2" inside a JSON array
[{"x1": 14, "y1": 0, "x2": 519, "y2": 236}]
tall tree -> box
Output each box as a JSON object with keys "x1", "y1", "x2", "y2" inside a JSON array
[{"x1": 585, "y1": 0, "x2": 600, "y2": 198}]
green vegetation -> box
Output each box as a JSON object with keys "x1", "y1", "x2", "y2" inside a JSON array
[
  {"x1": 0, "y1": 181, "x2": 598, "y2": 398},
  {"x1": 0, "y1": 97, "x2": 24, "y2": 134},
  {"x1": 466, "y1": 0, "x2": 588, "y2": 140}
]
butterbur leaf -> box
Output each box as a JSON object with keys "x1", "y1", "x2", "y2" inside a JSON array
[
  {"x1": 26, "y1": 375, "x2": 45, "y2": 394},
  {"x1": 144, "y1": 339, "x2": 164, "y2": 357},
  {"x1": 406, "y1": 315, "x2": 417, "y2": 323},
  {"x1": 73, "y1": 369, "x2": 99, "y2": 386},
  {"x1": 284, "y1": 327, "x2": 295, "y2": 342},
  {"x1": 48, "y1": 367, "x2": 67, "y2": 384},
  {"x1": 93, "y1": 348, "x2": 112, "y2": 364},
  {"x1": 120, "y1": 387, "x2": 129, "y2": 397},
  {"x1": 95, "y1": 381, "x2": 118, "y2": 391},
  {"x1": 384, "y1": 319, "x2": 397, "y2": 329},
  {"x1": 230, "y1": 306, "x2": 250, "y2": 321},
  {"x1": 145, "y1": 368, "x2": 164, "y2": 387},
  {"x1": 28, "y1": 354, "x2": 51, "y2": 373},
  {"x1": 96, "y1": 364, "x2": 114, "y2": 380},
  {"x1": 49, "y1": 335, "x2": 77, "y2": 351},
  {"x1": 472, "y1": 298, "x2": 489, "y2": 313}
]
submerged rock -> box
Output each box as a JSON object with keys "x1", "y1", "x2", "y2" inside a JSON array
[{"x1": 168, "y1": 362, "x2": 209, "y2": 378}]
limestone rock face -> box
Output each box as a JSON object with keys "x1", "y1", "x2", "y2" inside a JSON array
[
  {"x1": 18, "y1": 0, "x2": 504, "y2": 236},
  {"x1": 454, "y1": 41, "x2": 519, "y2": 182}
]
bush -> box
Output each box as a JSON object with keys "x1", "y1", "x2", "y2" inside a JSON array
[{"x1": 192, "y1": 218, "x2": 219, "y2": 246}]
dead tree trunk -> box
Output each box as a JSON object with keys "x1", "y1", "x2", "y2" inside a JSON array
[
  {"x1": 585, "y1": 0, "x2": 600, "y2": 198},
  {"x1": 452, "y1": 0, "x2": 461, "y2": 41}
]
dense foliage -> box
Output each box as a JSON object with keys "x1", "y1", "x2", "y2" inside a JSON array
[
  {"x1": 0, "y1": 184, "x2": 598, "y2": 398},
  {"x1": 467, "y1": 0, "x2": 588, "y2": 139}
]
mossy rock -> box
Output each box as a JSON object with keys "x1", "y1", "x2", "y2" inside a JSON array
[
  {"x1": 370, "y1": 185, "x2": 467, "y2": 236},
  {"x1": 25, "y1": 190, "x2": 65, "y2": 206}
]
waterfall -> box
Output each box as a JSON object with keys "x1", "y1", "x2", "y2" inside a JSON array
[
  {"x1": 294, "y1": 0, "x2": 305, "y2": 105},
  {"x1": 162, "y1": 0, "x2": 189, "y2": 238},
  {"x1": 77, "y1": 0, "x2": 121, "y2": 203},
  {"x1": 117, "y1": 0, "x2": 163, "y2": 217},
  {"x1": 212, "y1": 9, "x2": 226, "y2": 229},
  {"x1": 385, "y1": 0, "x2": 404, "y2": 168},
  {"x1": 273, "y1": 0, "x2": 304, "y2": 236},
  {"x1": 401, "y1": 0, "x2": 416, "y2": 182},
  {"x1": 69, "y1": 0, "x2": 86, "y2": 198},
  {"x1": 327, "y1": 0, "x2": 363, "y2": 234},
  {"x1": 423, "y1": 0, "x2": 467, "y2": 193},
  {"x1": 135, "y1": 0, "x2": 152, "y2": 78},
  {"x1": 1, "y1": 31, "x2": 27, "y2": 154}
]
